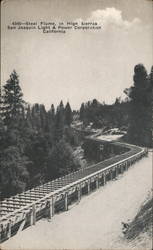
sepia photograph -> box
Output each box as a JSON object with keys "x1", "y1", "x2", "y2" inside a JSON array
[{"x1": 0, "y1": 0, "x2": 153, "y2": 249}]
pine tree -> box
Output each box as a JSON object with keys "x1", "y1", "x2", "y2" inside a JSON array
[
  {"x1": 80, "y1": 103, "x2": 85, "y2": 121},
  {"x1": 148, "y1": 66, "x2": 153, "y2": 89},
  {"x1": 65, "y1": 102, "x2": 72, "y2": 126},
  {"x1": 47, "y1": 104, "x2": 55, "y2": 136},
  {"x1": 148, "y1": 66, "x2": 153, "y2": 147},
  {"x1": 55, "y1": 100, "x2": 65, "y2": 140},
  {"x1": 0, "y1": 117, "x2": 6, "y2": 150},
  {"x1": 25, "y1": 104, "x2": 33, "y2": 128},
  {"x1": 31, "y1": 103, "x2": 41, "y2": 131},
  {"x1": 124, "y1": 64, "x2": 152, "y2": 146},
  {"x1": 39, "y1": 104, "x2": 47, "y2": 131},
  {"x1": 2, "y1": 70, "x2": 25, "y2": 125},
  {"x1": 51, "y1": 104, "x2": 55, "y2": 117}
]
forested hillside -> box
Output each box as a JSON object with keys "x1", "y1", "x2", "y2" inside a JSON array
[
  {"x1": 79, "y1": 97, "x2": 130, "y2": 130},
  {"x1": 0, "y1": 64, "x2": 152, "y2": 200},
  {"x1": 79, "y1": 64, "x2": 153, "y2": 147},
  {"x1": 0, "y1": 71, "x2": 81, "y2": 199}
]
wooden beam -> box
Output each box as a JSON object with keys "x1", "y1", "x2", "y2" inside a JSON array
[
  {"x1": 87, "y1": 180, "x2": 90, "y2": 194},
  {"x1": 96, "y1": 177, "x2": 99, "y2": 189},
  {"x1": 64, "y1": 192, "x2": 68, "y2": 211},
  {"x1": 7, "y1": 220, "x2": 12, "y2": 239},
  {"x1": 30, "y1": 204, "x2": 36, "y2": 225},
  {"x1": 77, "y1": 186, "x2": 82, "y2": 202},
  {"x1": 110, "y1": 170, "x2": 113, "y2": 180},
  {"x1": 19, "y1": 193, "x2": 44, "y2": 198},
  {"x1": 1, "y1": 208, "x2": 14, "y2": 212},
  {"x1": 17, "y1": 196, "x2": 38, "y2": 201},
  {"x1": 51, "y1": 196, "x2": 54, "y2": 217},
  {"x1": 1, "y1": 204, "x2": 21, "y2": 209},
  {"x1": 17, "y1": 219, "x2": 26, "y2": 233},
  {"x1": 103, "y1": 174, "x2": 106, "y2": 185},
  {"x1": 1, "y1": 200, "x2": 21, "y2": 206}
]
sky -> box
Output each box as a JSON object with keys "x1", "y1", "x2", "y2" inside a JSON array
[{"x1": 1, "y1": 0, "x2": 153, "y2": 110}]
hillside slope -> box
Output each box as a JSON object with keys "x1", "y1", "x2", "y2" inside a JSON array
[{"x1": 124, "y1": 190, "x2": 152, "y2": 242}]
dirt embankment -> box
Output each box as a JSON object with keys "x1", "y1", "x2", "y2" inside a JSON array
[{"x1": 124, "y1": 190, "x2": 152, "y2": 240}]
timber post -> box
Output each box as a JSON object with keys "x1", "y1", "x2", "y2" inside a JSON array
[
  {"x1": 64, "y1": 192, "x2": 68, "y2": 211},
  {"x1": 125, "y1": 161, "x2": 128, "y2": 170},
  {"x1": 48, "y1": 197, "x2": 54, "y2": 219},
  {"x1": 96, "y1": 176, "x2": 99, "y2": 189},
  {"x1": 51, "y1": 196, "x2": 54, "y2": 217},
  {"x1": 110, "y1": 170, "x2": 113, "y2": 180},
  {"x1": 78, "y1": 185, "x2": 82, "y2": 202},
  {"x1": 7, "y1": 220, "x2": 12, "y2": 239},
  {"x1": 87, "y1": 180, "x2": 90, "y2": 194},
  {"x1": 103, "y1": 173, "x2": 106, "y2": 185},
  {"x1": 30, "y1": 204, "x2": 36, "y2": 225},
  {"x1": 115, "y1": 167, "x2": 118, "y2": 177},
  {"x1": 32, "y1": 204, "x2": 36, "y2": 225}
]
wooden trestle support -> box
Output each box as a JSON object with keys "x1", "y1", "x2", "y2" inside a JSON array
[{"x1": 0, "y1": 140, "x2": 148, "y2": 243}]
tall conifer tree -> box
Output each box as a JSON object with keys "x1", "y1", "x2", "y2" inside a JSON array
[
  {"x1": 125, "y1": 64, "x2": 152, "y2": 146},
  {"x1": 2, "y1": 70, "x2": 24, "y2": 125},
  {"x1": 65, "y1": 102, "x2": 72, "y2": 126}
]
